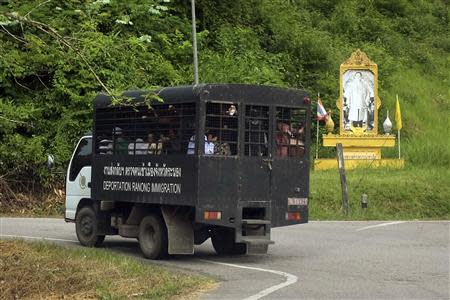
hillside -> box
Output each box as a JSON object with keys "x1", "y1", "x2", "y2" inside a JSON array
[{"x1": 0, "y1": 0, "x2": 448, "y2": 200}]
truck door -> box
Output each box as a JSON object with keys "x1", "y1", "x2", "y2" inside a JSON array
[
  {"x1": 239, "y1": 105, "x2": 272, "y2": 214},
  {"x1": 65, "y1": 136, "x2": 92, "y2": 220},
  {"x1": 271, "y1": 106, "x2": 310, "y2": 227}
]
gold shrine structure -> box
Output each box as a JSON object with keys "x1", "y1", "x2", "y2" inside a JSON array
[{"x1": 314, "y1": 50, "x2": 405, "y2": 170}]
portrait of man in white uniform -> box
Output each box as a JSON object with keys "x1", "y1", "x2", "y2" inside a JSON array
[{"x1": 342, "y1": 70, "x2": 375, "y2": 131}]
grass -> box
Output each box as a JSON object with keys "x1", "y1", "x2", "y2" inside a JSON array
[
  {"x1": 379, "y1": 67, "x2": 450, "y2": 166},
  {"x1": 0, "y1": 240, "x2": 215, "y2": 300},
  {"x1": 310, "y1": 166, "x2": 450, "y2": 220}
]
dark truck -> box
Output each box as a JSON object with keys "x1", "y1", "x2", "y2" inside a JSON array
[{"x1": 65, "y1": 84, "x2": 311, "y2": 259}]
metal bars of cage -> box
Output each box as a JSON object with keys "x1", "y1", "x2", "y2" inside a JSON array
[
  {"x1": 205, "y1": 102, "x2": 239, "y2": 156},
  {"x1": 275, "y1": 107, "x2": 306, "y2": 158},
  {"x1": 94, "y1": 103, "x2": 197, "y2": 156},
  {"x1": 244, "y1": 105, "x2": 270, "y2": 157}
]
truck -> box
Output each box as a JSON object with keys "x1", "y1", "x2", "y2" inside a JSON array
[{"x1": 65, "y1": 84, "x2": 311, "y2": 259}]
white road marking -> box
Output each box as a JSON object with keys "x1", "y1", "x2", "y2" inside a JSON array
[
  {"x1": 1, "y1": 234, "x2": 79, "y2": 244},
  {"x1": 199, "y1": 259, "x2": 297, "y2": 300},
  {"x1": 356, "y1": 221, "x2": 407, "y2": 231}
]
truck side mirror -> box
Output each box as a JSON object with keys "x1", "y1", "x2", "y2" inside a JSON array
[{"x1": 47, "y1": 154, "x2": 55, "y2": 170}]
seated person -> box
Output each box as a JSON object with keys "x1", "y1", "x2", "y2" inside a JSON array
[
  {"x1": 276, "y1": 122, "x2": 290, "y2": 157},
  {"x1": 135, "y1": 138, "x2": 149, "y2": 155},
  {"x1": 214, "y1": 142, "x2": 231, "y2": 156},
  {"x1": 205, "y1": 132, "x2": 217, "y2": 154},
  {"x1": 148, "y1": 133, "x2": 162, "y2": 155},
  {"x1": 163, "y1": 129, "x2": 181, "y2": 154},
  {"x1": 113, "y1": 127, "x2": 128, "y2": 153},
  {"x1": 187, "y1": 131, "x2": 216, "y2": 155},
  {"x1": 99, "y1": 138, "x2": 113, "y2": 154}
]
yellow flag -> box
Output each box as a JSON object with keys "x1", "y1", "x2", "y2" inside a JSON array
[{"x1": 395, "y1": 95, "x2": 402, "y2": 130}]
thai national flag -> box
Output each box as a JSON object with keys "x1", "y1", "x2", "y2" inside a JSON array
[{"x1": 317, "y1": 98, "x2": 328, "y2": 121}]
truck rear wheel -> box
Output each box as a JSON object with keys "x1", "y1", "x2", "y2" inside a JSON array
[
  {"x1": 75, "y1": 206, "x2": 105, "y2": 247},
  {"x1": 211, "y1": 227, "x2": 247, "y2": 255},
  {"x1": 139, "y1": 214, "x2": 168, "y2": 259}
]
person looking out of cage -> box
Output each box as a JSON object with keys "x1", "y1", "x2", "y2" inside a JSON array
[{"x1": 187, "y1": 130, "x2": 217, "y2": 155}]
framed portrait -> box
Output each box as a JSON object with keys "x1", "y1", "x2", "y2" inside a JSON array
[
  {"x1": 337, "y1": 50, "x2": 381, "y2": 135},
  {"x1": 342, "y1": 70, "x2": 375, "y2": 131}
]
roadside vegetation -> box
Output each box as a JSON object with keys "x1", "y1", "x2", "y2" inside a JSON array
[
  {"x1": 310, "y1": 166, "x2": 450, "y2": 220},
  {"x1": 0, "y1": 0, "x2": 448, "y2": 218},
  {"x1": 0, "y1": 239, "x2": 215, "y2": 299}
]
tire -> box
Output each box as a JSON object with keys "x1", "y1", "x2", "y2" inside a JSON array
[
  {"x1": 75, "y1": 206, "x2": 105, "y2": 247},
  {"x1": 211, "y1": 227, "x2": 247, "y2": 255},
  {"x1": 138, "y1": 214, "x2": 168, "y2": 259}
]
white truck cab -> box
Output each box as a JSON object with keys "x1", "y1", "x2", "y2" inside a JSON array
[{"x1": 65, "y1": 135, "x2": 92, "y2": 221}]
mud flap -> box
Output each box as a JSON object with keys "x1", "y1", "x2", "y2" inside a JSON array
[{"x1": 161, "y1": 206, "x2": 194, "y2": 255}]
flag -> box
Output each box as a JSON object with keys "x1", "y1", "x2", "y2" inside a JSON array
[
  {"x1": 395, "y1": 95, "x2": 402, "y2": 130},
  {"x1": 317, "y1": 96, "x2": 328, "y2": 121}
]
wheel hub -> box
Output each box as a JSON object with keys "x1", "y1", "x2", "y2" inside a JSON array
[{"x1": 81, "y1": 216, "x2": 93, "y2": 236}]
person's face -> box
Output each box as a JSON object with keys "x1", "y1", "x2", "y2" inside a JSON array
[
  {"x1": 207, "y1": 134, "x2": 216, "y2": 142},
  {"x1": 355, "y1": 72, "x2": 362, "y2": 79}
]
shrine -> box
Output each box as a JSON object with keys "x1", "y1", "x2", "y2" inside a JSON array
[{"x1": 314, "y1": 50, "x2": 405, "y2": 170}]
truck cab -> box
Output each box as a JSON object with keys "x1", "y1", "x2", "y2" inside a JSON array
[{"x1": 65, "y1": 135, "x2": 92, "y2": 221}]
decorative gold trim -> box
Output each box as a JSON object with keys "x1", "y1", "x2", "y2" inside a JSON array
[{"x1": 342, "y1": 49, "x2": 375, "y2": 66}]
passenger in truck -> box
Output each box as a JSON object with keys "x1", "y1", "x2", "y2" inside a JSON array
[
  {"x1": 276, "y1": 122, "x2": 290, "y2": 157},
  {"x1": 136, "y1": 138, "x2": 149, "y2": 154},
  {"x1": 98, "y1": 136, "x2": 113, "y2": 154},
  {"x1": 187, "y1": 131, "x2": 217, "y2": 155},
  {"x1": 113, "y1": 127, "x2": 128, "y2": 153},
  {"x1": 148, "y1": 133, "x2": 162, "y2": 155},
  {"x1": 205, "y1": 131, "x2": 217, "y2": 155}
]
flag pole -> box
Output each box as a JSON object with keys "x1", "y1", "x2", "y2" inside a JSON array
[
  {"x1": 315, "y1": 93, "x2": 320, "y2": 159},
  {"x1": 396, "y1": 94, "x2": 401, "y2": 159},
  {"x1": 316, "y1": 118, "x2": 320, "y2": 159}
]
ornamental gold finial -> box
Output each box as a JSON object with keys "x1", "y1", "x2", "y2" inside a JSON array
[
  {"x1": 325, "y1": 110, "x2": 334, "y2": 134},
  {"x1": 343, "y1": 49, "x2": 374, "y2": 66}
]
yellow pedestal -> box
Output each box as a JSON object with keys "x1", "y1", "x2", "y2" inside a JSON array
[
  {"x1": 315, "y1": 133, "x2": 404, "y2": 170},
  {"x1": 314, "y1": 158, "x2": 405, "y2": 170}
]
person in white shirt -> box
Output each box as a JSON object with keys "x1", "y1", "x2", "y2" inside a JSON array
[{"x1": 187, "y1": 131, "x2": 217, "y2": 155}]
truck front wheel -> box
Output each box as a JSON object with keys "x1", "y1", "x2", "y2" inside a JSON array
[
  {"x1": 139, "y1": 214, "x2": 168, "y2": 259},
  {"x1": 75, "y1": 206, "x2": 105, "y2": 247}
]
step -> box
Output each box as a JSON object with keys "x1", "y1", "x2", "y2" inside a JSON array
[
  {"x1": 240, "y1": 237, "x2": 275, "y2": 245},
  {"x1": 242, "y1": 219, "x2": 271, "y2": 225}
]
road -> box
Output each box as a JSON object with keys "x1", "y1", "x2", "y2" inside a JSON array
[{"x1": 1, "y1": 218, "x2": 449, "y2": 300}]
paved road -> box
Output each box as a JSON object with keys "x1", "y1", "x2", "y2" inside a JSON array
[{"x1": 1, "y1": 218, "x2": 449, "y2": 300}]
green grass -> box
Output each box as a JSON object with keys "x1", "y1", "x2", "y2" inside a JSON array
[
  {"x1": 379, "y1": 67, "x2": 450, "y2": 166},
  {"x1": 310, "y1": 166, "x2": 450, "y2": 220},
  {"x1": 0, "y1": 240, "x2": 215, "y2": 299}
]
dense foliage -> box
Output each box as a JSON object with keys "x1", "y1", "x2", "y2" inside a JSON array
[{"x1": 0, "y1": 0, "x2": 449, "y2": 187}]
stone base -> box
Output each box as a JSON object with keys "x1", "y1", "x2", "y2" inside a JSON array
[{"x1": 314, "y1": 158, "x2": 405, "y2": 170}]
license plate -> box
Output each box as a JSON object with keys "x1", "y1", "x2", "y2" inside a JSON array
[{"x1": 288, "y1": 197, "x2": 308, "y2": 206}]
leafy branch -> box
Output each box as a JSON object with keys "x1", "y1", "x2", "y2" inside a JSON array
[{"x1": 5, "y1": 12, "x2": 117, "y2": 101}]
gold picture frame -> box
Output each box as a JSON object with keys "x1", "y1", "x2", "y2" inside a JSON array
[{"x1": 336, "y1": 50, "x2": 381, "y2": 135}]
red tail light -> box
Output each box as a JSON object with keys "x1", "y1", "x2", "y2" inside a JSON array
[
  {"x1": 204, "y1": 211, "x2": 222, "y2": 220},
  {"x1": 286, "y1": 212, "x2": 301, "y2": 221}
]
